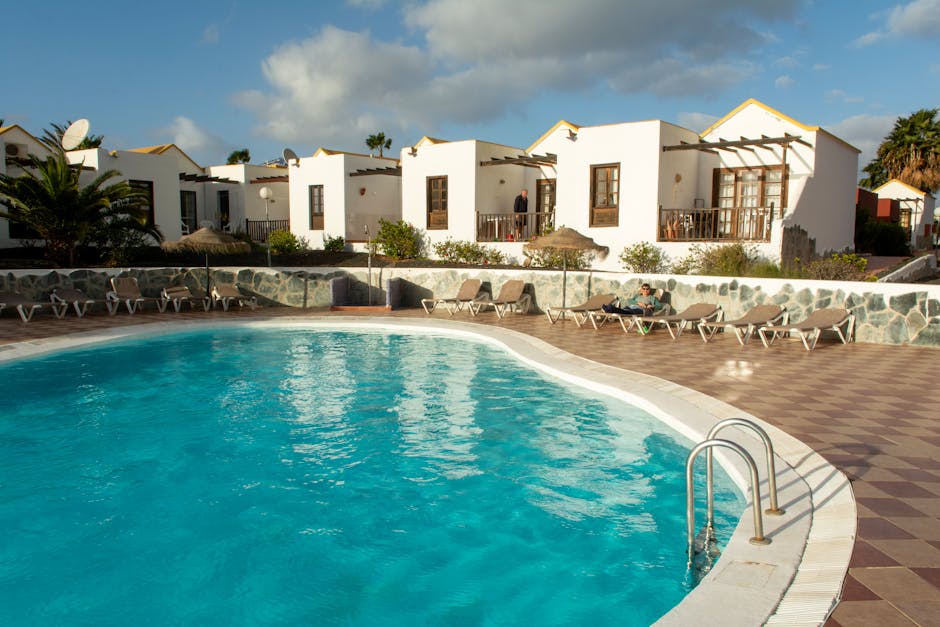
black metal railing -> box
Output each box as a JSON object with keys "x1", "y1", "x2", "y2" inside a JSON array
[
  {"x1": 658, "y1": 206, "x2": 775, "y2": 242},
  {"x1": 245, "y1": 219, "x2": 290, "y2": 242},
  {"x1": 476, "y1": 211, "x2": 554, "y2": 242}
]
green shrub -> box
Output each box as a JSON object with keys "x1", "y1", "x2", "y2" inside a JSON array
[
  {"x1": 801, "y1": 253, "x2": 875, "y2": 281},
  {"x1": 619, "y1": 242, "x2": 670, "y2": 273},
  {"x1": 323, "y1": 234, "x2": 346, "y2": 252},
  {"x1": 268, "y1": 229, "x2": 308, "y2": 255},
  {"x1": 432, "y1": 239, "x2": 504, "y2": 265},
  {"x1": 524, "y1": 247, "x2": 593, "y2": 270},
  {"x1": 855, "y1": 205, "x2": 911, "y2": 256},
  {"x1": 697, "y1": 242, "x2": 757, "y2": 276},
  {"x1": 374, "y1": 219, "x2": 422, "y2": 259}
]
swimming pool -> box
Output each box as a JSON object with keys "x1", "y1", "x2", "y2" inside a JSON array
[{"x1": 0, "y1": 326, "x2": 743, "y2": 625}]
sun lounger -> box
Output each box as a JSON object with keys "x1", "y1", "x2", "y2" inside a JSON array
[
  {"x1": 50, "y1": 287, "x2": 98, "y2": 318},
  {"x1": 468, "y1": 279, "x2": 531, "y2": 318},
  {"x1": 211, "y1": 284, "x2": 258, "y2": 311},
  {"x1": 421, "y1": 279, "x2": 483, "y2": 315},
  {"x1": 588, "y1": 288, "x2": 666, "y2": 332},
  {"x1": 698, "y1": 304, "x2": 787, "y2": 345},
  {"x1": 161, "y1": 285, "x2": 211, "y2": 312},
  {"x1": 0, "y1": 291, "x2": 45, "y2": 322},
  {"x1": 635, "y1": 303, "x2": 722, "y2": 339},
  {"x1": 757, "y1": 308, "x2": 855, "y2": 351},
  {"x1": 545, "y1": 293, "x2": 617, "y2": 326},
  {"x1": 106, "y1": 277, "x2": 166, "y2": 314}
]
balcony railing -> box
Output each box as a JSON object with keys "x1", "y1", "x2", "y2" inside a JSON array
[
  {"x1": 658, "y1": 206, "x2": 775, "y2": 242},
  {"x1": 245, "y1": 219, "x2": 290, "y2": 243},
  {"x1": 476, "y1": 211, "x2": 554, "y2": 242}
]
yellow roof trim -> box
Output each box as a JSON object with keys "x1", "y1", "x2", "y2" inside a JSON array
[
  {"x1": 526, "y1": 120, "x2": 580, "y2": 154},
  {"x1": 0, "y1": 124, "x2": 46, "y2": 146},
  {"x1": 414, "y1": 136, "x2": 448, "y2": 148},
  {"x1": 313, "y1": 147, "x2": 398, "y2": 162},
  {"x1": 700, "y1": 98, "x2": 819, "y2": 138},
  {"x1": 128, "y1": 143, "x2": 202, "y2": 170},
  {"x1": 874, "y1": 178, "x2": 936, "y2": 198}
]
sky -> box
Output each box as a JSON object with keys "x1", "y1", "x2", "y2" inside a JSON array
[{"x1": 3, "y1": 0, "x2": 939, "y2": 177}]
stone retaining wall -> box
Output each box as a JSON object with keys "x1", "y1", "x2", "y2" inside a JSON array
[{"x1": 4, "y1": 266, "x2": 939, "y2": 346}]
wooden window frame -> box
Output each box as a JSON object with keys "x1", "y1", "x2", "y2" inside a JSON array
[
  {"x1": 129, "y1": 180, "x2": 155, "y2": 225},
  {"x1": 589, "y1": 163, "x2": 619, "y2": 227},
  {"x1": 308, "y1": 184, "x2": 324, "y2": 230},
  {"x1": 179, "y1": 190, "x2": 197, "y2": 233},
  {"x1": 711, "y1": 165, "x2": 787, "y2": 211},
  {"x1": 427, "y1": 175, "x2": 448, "y2": 230}
]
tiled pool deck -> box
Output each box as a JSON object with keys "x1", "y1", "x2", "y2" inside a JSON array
[{"x1": 3, "y1": 305, "x2": 938, "y2": 626}]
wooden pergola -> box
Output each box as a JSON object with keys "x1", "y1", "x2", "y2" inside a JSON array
[
  {"x1": 479, "y1": 153, "x2": 557, "y2": 168},
  {"x1": 349, "y1": 166, "x2": 402, "y2": 177}
]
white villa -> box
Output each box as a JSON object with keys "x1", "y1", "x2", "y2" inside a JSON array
[
  {"x1": 873, "y1": 178, "x2": 937, "y2": 249},
  {"x1": 2, "y1": 99, "x2": 863, "y2": 267},
  {"x1": 287, "y1": 148, "x2": 400, "y2": 247}
]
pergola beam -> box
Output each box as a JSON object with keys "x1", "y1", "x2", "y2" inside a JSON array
[{"x1": 349, "y1": 166, "x2": 402, "y2": 177}]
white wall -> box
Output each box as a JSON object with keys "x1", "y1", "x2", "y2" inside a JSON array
[
  {"x1": 67, "y1": 148, "x2": 184, "y2": 241},
  {"x1": 402, "y1": 140, "x2": 523, "y2": 255},
  {"x1": 206, "y1": 164, "x2": 289, "y2": 233},
  {"x1": 0, "y1": 126, "x2": 52, "y2": 247},
  {"x1": 289, "y1": 152, "x2": 400, "y2": 249}
]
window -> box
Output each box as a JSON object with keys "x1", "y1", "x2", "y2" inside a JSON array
[
  {"x1": 712, "y1": 166, "x2": 786, "y2": 211},
  {"x1": 536, "y1": 178, "x2": 556, "y2": 234},
  {"x1": 217, "y1": 190, "x2": 230, "y2": 231},
  {"x1": 129, "y1": 180, "x2": 155, "y2": 225},
  {"x1": 180, "y1": 190, "x2": 197, "y2": 233},
  {"x1": 309, "y1": 185, "x2": 324, "y2": 230},
  {"x1": 590, "y1": 164, "x2": 619, "y2": 227},
  {"x1": 427, "y1": 176, "x2": 447, "y2": 229}
]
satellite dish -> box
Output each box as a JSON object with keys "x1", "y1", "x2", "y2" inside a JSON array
[
  {"x1": 283, "y1": 147, "x2": 299, "y2": 166},
  {"x1": 61, "y1": 119, "x2": 90, "y2": 150}
]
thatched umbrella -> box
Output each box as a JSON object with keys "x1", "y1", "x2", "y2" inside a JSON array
[
  {"x1": 524, "y1": 227, "x2": 608, "y2": 313},
  {"x1": 161, "y1": 227, "x2": 251, "y2": 297}
]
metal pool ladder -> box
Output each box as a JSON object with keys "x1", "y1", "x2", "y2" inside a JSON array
[{"x1": 685, "y1": 418, "x2": 785, "y2": 566}]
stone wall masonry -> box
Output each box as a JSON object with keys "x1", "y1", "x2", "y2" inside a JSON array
[{"x1": 3, "y1": 266, "x2": 939, "y2": 347}]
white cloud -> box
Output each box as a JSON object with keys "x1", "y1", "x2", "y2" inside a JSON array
[
  {"x1": 827, "y1": 113, "x2": 896, "y2": 174},
  {"x1": 825, "y1": 89, "x2": 864, "y2": 104},
  {"x1": 235, "y1": 0, "x2": 802, "y2": 149},
  {"x1": 775, "y1": 75, "x2": 795, "y2": 88},
  {"x1": 812, "y1": 63, "x2": 830, "y2": 71},
  {"x1": 855, "y1": 0, "x2": 940, "y2": 46},
  {"x1": 158, "y1": 116, "x2": 230, "y2": 165},
  {"x1": 774, "y1": 56, "x2": 800, "y2": 68},
  {"x1": 677, "y1": 112, "x2": 720, "y2": 133}
]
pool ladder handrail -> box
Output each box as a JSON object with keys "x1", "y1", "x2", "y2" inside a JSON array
[{"x1": 686, "y1": 418, "x2": 784, "y2": 565}]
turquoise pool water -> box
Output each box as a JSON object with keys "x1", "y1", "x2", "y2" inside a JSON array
[{"x1": 0, "y1": 327, "x2": 742, "y2": 625}]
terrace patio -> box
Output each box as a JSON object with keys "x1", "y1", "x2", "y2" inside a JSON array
[{"x1": 2, "y1": 304, "x2": 938, "y2": 625}]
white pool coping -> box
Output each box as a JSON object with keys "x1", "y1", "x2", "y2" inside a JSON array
[{"x1": 0, "y1": 314, "x2": 855, "y2": 625}]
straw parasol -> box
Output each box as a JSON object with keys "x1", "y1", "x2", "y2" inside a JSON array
[
  {"x1": 524, "y1": 227, "x2": 608, "y2": 313},
  {"x1": 161, "y1": 227, "x2": 251, "y2": 296}
]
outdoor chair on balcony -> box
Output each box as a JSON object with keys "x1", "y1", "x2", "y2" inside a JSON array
[
  {"x1": 698, "y1": 304, "x2": 788, "y2": 345},
  {"x1": 757, "y1": 308, "x2": 855, "y2": 351},
  {"x1": 468, "y1": 279, "x2": 531, "y2": 318},
  {"x1": 421, "y1": 279, "x2": 483, "y2": 315},
  {"x1": 211, "y1": 284, "x2": 258, "y2": 311},
  {"x1": 545, "y1": 293, "x2": 618, "y2": 326},
  {"x1": 106, "y1": 277, "x2": 166, "y2": 314},
  {"x1": 50, "y1": 287, "x2": 99, "y2": 318},
  {"x1": 161, "y1": 285, "x2": 211, "y2": 313},
  {"x1": 0, "y1": 291, "x2": 45, "y2": 322},
  {"x1": 635, "y1": 303, "x2": 723, "y2": 339}
]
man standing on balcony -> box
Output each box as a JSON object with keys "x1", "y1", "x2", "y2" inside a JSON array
[{"x1": 513, "y1": 188, "x2": 528, "y2": 239}]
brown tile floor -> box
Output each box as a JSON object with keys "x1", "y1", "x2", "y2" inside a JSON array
[{"x1": 3, "y1": 304, "x2": 939, "y2": 625}]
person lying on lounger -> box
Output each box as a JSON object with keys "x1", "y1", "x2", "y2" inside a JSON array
[{"x1": 602, "y1": 283, "x2": 662, "y2": 315}]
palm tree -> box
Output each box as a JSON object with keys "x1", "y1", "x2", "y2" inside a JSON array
[
  {"x1": 861, "y1": 108, "x2": 940, "y2": 193},
  {"x1": 0, "y1": 150, "x2": 162, "y2": 266},
  {"x1": 40, "y1": 121, "x2": 104, "y2": 150},
  {"x1": 227, "y1": 148, "x2": 251, "y2": 164},
  {"x1": 365, "y1": 132, "x2": 392, "y2": 158}
]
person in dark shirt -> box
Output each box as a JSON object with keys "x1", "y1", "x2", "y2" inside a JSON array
[{"x1": 513, "y1": 189, "x2": 528, "y2": 238}]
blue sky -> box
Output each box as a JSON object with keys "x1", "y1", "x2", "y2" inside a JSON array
[{"x1": 4, "y1": 0, "x2": 939, "y2": 176}]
